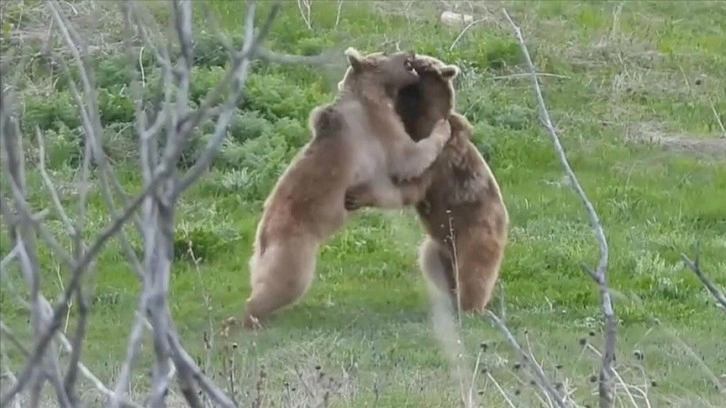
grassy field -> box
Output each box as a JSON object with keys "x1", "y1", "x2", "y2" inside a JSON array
[{"x1": 1, "y1": 0, "x2": 725, "y2": 407}]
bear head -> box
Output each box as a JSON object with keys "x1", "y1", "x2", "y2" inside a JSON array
[
  {"x1": 394, "y1": 54, "x2": 461, "y2": 142},
  {"x1": 336, "y1": 47, "x2": 420, "y2": 101}
]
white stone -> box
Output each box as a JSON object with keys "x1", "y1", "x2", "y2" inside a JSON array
[{"x1": 440, "y1": 11, "x2": 474, "y2": 27}]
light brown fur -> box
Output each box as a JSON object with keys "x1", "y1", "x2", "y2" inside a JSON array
[
  {"x1": 242, "y1": 48, "x2": 452, "y2": 330},
  {"x1": 345, "y1": 55, "x2": 509, "y2": 314}
]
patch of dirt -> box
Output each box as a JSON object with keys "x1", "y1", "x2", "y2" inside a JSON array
[{"x1": 626, "y1": 123, "x2": 726, "y2": 158}]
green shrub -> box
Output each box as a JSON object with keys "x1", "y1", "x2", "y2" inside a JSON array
[
  {"x1": 415, "y1": 34, "x2": 522, "y2": 72},
  {"x1": 295, "y1": 37, "x2": 329, "y2": 57},
  {"x1": 189, "y1": 66, "x2": 227, "y2": 104},
  {"x1": 192, "y1": 34, "x2": 235, "y2": 68},
  {"x1": 173, "y1": 224, "x2": 243, "y2": 263},
  {"x1": 102, "y1": 122, "x2": 139, "y2": 163},
  {"x1": 228, "y1": 110, "x2": 272, "y2": 143},
  {"x1": 470, "y1": 123, "x2": 494, "y2": 164},
  {"x1": 98, "y1": 86, "x2": 135, "y2": 125},
  {"x1": 43, "y1": 124, "x2": 83, "y2": 169},
  {"x1": 204, "y1": 115, "x2": 309, "y2": 195},
  {"x1": 23, "y1": 91, "x2": 81, "y2": 133},
  {"x1": 177, "y1": 128, "x2": 211, "y2": 170},
  {"x1": 235, "y1": 130, "x2": 291, "y2": 201},
  {"x1": 470, "y1": 36, "x2": 523, "y2": 71},
  {"x1": 172, "y1": 226, "x2": 221, "y2": 262},
  {"x1": 214, "y1": 138, "x2": 247, "y2": 170},
  {"x1": 241, "y1": 73, "x2": 328, "y2": 122},
  {"x1": 95, "y1": 57, "x2": 134, "y2": 89},
  {"x1": 268, "y1": 116, "x2": 308, "y2": 148}
]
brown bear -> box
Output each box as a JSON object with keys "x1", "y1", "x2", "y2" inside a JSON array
[
  {"x1": 242, "y1": 48, "x2": 452, "y2": 330},
  {"x1": 345, "y1": 54, "x2": 510, "y2": 315}
]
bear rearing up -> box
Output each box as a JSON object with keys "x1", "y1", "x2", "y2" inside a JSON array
[
  {"x1": 242, "y1": 48, "x2": 452, "y2": 330},
  {"x1": 345, "y1": 54, "x2": 510, "y2": 315}
]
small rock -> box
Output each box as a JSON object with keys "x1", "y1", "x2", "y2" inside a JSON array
[{"x1": 440, "y1": 11, "x2": 474, "y2": 27}]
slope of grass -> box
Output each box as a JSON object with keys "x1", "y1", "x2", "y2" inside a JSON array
[{"x1": 1, "y1": 1, "x2": 725, "y2": 407}]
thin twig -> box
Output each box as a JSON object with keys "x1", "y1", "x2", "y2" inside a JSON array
[
  {"x1": 449, "y1": 17, "x2": 487, "y2": 51},
  {"x1": 682, "y1": 253, "x2": 726, "y2": 311},
  {"x1": 709, "y1": 99, "x2": 726, "y2": 137},
  {"x1": 492, "y1": 72, "x2": 571, "y2": 80},
  {"x1": 334, "y1": 0, "x2": 344, "y2": 28}
]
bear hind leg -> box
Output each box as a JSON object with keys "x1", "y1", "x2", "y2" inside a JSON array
[
  {"x1": 418, "y1": 237, "x2": 457, "y2": 303},
  {"x1": 456, "y1": 248, "x2": 504, "y2": 315},
  {"x1": 243, "y1": 240, "x2": 317, "y2": 329}
]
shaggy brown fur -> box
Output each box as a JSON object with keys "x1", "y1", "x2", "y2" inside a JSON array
[
  {"x1": 345, "y1": 55, "x2": 509, "y2": 314},
  {"x1": 242, "y1": 48, "x2": 452, "y2": 329}
]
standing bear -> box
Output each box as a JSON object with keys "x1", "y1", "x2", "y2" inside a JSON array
[
  {"x1": 242, "y1": 48, "x2": 452, "y2": 330},
  {"x1": 345, "y1": 54, "x2": 510, "y2": 315}
]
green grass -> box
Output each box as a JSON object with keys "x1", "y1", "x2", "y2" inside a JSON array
[{"x1": 1, "y1": 0, "x2": 725, "y2": 407}]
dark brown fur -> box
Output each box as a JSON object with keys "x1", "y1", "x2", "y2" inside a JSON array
[
  {"x1": 242, "y1": 49, "x2": 452, "y2": 330},
  {"x1": 345, "y1": 55, "x2": 509, "y2": 314}
]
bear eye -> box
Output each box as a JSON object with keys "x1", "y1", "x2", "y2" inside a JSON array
[{"x1": 404, "y1": 58, "x2": 414, "y2": 71}]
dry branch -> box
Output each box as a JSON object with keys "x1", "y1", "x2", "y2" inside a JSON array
[
  {"x1": 0, "y1": 0, "x2": 333, "y2": 406},
  {"x1": 501, "y1": 9, "x2": 616, "y2": 408},
  {"x1": 682, "y1": 252, "x2": 726, "y2": 312},
  {"x1": 486, "y1": 312, "x2": 570, "y2": 408}
]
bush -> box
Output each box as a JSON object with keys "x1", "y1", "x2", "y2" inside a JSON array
[
  {"x1": 95, "y1": 57, "x2": 133, "y2": 89},
  {"x1": 192, "y1": 33, "x2": 237, "y2": 68},
  {"x1": 235, "y1": 131, "x2": 291, "y2": 201},
  {"x1": 98, "y1": 86, "x2": 135, "y2": 125},
  {"x1": 214, "y1": 138, "x2": 248, "y2": 170},
  {"x1": 102, "y1": 123, "x2": 139, "y2": 163},
  {"x1": 268, "y1": 116, "x2": 308, "y2": 148},
  {"x1": 23, "y1": 91, "x2": 81, "y2": 133},
  {"x1": 189, "y1": 66, "x2": 227, "y2": 104},
  {"x1": 228, "y1": 110, "x2": 272, "y2": 143},
  {"x1": 241, "y1": 73, "x2": 329, "y2": 122},
  {"x1": 172, "y1": 224, "x2": 242, "y2": 263},
  {"x1": 43, "y1": 124, "x2": 83, "y2": 169}
]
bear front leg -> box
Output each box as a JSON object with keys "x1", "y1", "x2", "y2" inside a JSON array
[
  {"x1": 344, "y1": 183, "x2": 378, "y2": 211},
  {"x1": 345, "y1": 180, "x2": 426, "y2": 211},
  {"x1": 390, "y1": 119, "x2": 451, "y2": 182}
]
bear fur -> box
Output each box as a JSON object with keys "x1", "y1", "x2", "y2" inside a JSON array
[
  {"x1": 242, "y1": 48, "x2": 452, "y2": 329},
  {"x1": 345, "y1": 54, "x2": 510, "y2": 314}
]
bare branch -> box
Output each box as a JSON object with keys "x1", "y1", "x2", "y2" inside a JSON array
[
  {"x1": 34, "y1": 127, "x2": 76, "y2": 236},
  {"x1": 0, "y1": 322, "x2": 30, "y2": 358},
  {"x1": 682, "y1": 252, "x2": 726, "y2": 312},
  {"x1": 486, "y1": 311, "x2": 570, "y2": 408},
  {"x1": 173, "y1": 1, "x2": 281, "y2": 196},
  {"x1": 449, "y1": 18, "x2": 487, "y2": 51},
  {"x1": 502, "y1": 9, "x2": 616, "y2": 408},
  {"x1": 0, "y1": 86, "x2": 49, "y2": 408},
  {"x1": 0, "y1": 328, "x2": 23, "y2": 408},
  {"x1": 33, "y1": 121, "x2": 90, "y2": 404}
]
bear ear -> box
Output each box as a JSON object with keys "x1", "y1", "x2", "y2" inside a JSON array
[
  {"x1": 344, "y1": 47, "x2": 364, "y2": 71},
  {"x1": 439, "y1": 64, "x2": 460, "y2": 80}
]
